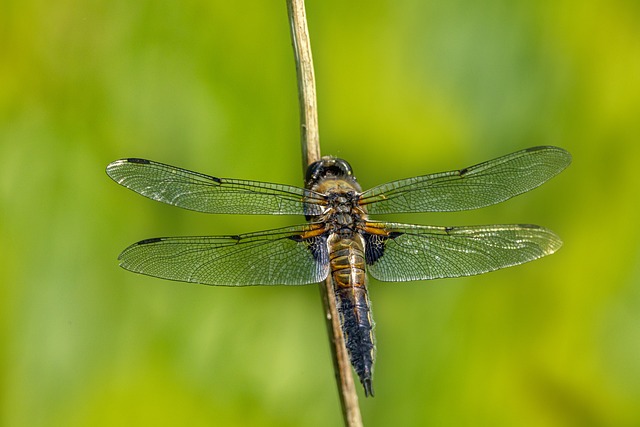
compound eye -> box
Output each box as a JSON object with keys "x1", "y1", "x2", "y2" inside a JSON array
[
  {"x1": 334, "y1": 159, "x2": 353, "y2": 176},
  {"x1": 305, "y1": 160, "x2": 325, "y2": 185},
  {"x1": 305, "y1": 157, "x2": 355, "y2": 187}
]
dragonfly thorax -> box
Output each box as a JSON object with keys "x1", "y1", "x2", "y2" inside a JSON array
[
  {"x1": 306, "y1": 157, "x2": 366, "y2": 232},
  {"x1": 322, "y1": 190, "x2": 366, "y2": 235}
]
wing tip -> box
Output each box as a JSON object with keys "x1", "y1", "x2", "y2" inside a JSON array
[
  {"x1": 545, "y1": 232, "x2": 564, "y2": 256},
  {"x1": 116, "y1": 237, "x2": 164, "y2": 265},
  {"x1": 511, "y1": 223, "x2": 564, "y2": 256},
  {"x1": 526, "y1": 145, "x2": 573, "y2": 169}
]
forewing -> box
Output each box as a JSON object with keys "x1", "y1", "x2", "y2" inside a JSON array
[
  {"x1": 360, "y1": 146, "x2": 571, "y2": 214},
  {"x1": 106, "y1": 158, "x2": 326, "y2": 215},
  {"x1": 118, "y1": 224, "x2": 330, "y2": 286},
  {"x1": 364, "y1": 222, "x2": 562, "y2": 282}
]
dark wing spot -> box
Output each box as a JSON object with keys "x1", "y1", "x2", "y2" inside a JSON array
[
  {"x1": 364, "y1": 231, "x2": 403, "y2": 265},
  {"x1": 288, "y1": 234, "x2": 329, "y2": 264},
  {"x1": 126, "y1": 158, "x2": 151, "y2": 164},
  {"x1": 137, "y1": 237, "x2": 163, "y2": 245},
  {"x1": 308, "y1": 235, "x2": 329, "y2": 264},
  {"x1": 459, "y1": 167, "x2": 469, "y2": 176}
]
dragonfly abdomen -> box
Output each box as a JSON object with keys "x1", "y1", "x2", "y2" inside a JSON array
[{"x1": 329, "y1": 234, "x2": 376, "y2": 397}]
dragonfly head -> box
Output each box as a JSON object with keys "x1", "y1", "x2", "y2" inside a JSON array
[{"x1": 305, "y1": 156, "x2": 358, "y2": 189}]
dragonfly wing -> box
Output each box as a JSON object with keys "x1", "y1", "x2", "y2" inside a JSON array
[
  {"x1": 363, "y1": 222, "x2": 562, "y2": 282},
  {"x1": 106, "y1": 158, "x2": 326, "y2": 215},
  {"x1": 118, "y1": 224, "x2": 330, "y2": 286},
  {"x1": 360, "y1": 146, "x2": 571, "y2": 214}
]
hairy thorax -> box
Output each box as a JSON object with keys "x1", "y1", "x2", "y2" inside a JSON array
[{"x1": 310, "y1": 178, "x2": 367, "y2": 236}]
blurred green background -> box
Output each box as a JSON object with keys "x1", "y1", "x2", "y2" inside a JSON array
[{"x1": 2, "y1": 0, "x2": 639, "y2": 426}]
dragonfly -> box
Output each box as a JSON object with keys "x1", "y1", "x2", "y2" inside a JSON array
[{"x1": 106, "y1": 145, "x2": 571, "y2": 397}]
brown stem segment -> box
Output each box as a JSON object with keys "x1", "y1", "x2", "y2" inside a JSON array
[
  {"x1": 286, "y1": 0, "x2": 320, "y2": 169},
  {"x1": 286, "y1": 1, "x2": 363, "y2": 426}
]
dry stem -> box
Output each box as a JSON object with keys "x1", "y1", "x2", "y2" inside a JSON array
[{"x1": 286, "y1": 1, "x2": 363, "y2": 426}]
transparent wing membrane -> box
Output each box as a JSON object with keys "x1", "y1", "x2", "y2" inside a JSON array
[
  {"x1": 108, "y1": 147, "x2": 570, "y2": 286},
  {"x1": 118, "y1": 225, "x2": 330, "y2": 286},
  {"x1": 106, "y1": 158, "x2": 326, "y2": 215},
  {"x1": 360, "y1": 146, "x2": 571, "y2": 214},
  {"x1": 364, "y1": 222, "x2": 562, "y2": 282}
]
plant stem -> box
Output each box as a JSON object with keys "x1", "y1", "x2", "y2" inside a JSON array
[{"x1": 286, "y1": 1, "x2": 363, "y2": 426}]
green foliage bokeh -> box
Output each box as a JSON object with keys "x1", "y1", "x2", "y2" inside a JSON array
[{"x1": 2, "y1": 1, "x2": 639, "y2": 426}]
